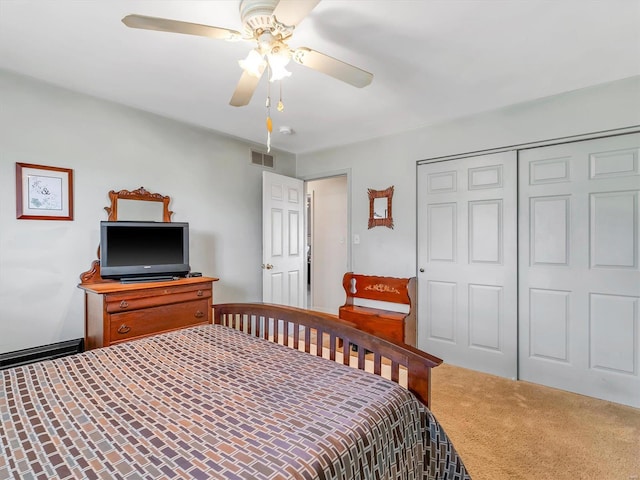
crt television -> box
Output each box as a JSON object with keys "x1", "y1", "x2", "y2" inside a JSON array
[{"x1": 100, "y1": 221, "x2": 190, "y2": 280}]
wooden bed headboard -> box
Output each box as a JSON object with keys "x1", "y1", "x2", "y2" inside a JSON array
[{"x1": 213, "y1": 303, "x2": 442, "y2": 408}]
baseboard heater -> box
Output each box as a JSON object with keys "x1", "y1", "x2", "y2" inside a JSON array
[{"x1": 0, "y1": 338, "x2": 84, "y2": 370}]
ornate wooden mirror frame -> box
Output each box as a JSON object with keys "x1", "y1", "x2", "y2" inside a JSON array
[
  {"x1": 368, "y1": 186, "x2": 394, "y2": 229},
  {"x1": 80, "y1": 187, "x2": 173, "y2": 284},
  {"x1": 105, "y1": 186, "x2": 173, "y2": 222}
]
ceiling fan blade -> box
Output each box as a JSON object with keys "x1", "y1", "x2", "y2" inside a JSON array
[
  {"x1": 292, "y1": 48, "x2": 373, "y2": 88},
  {"x1": 230, "y1": 68, "x2": 265, "y2": 107},
  {"x1": 272, "y1": 0, "x2": 321, "y2": 27},
  {"x1": 122, "y1": 14, "x2": 243, "y2": 41}
]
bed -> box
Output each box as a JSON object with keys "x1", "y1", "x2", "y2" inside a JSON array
[{"x1": 0, "y1": 303, "x2": 470, "y2": 479}]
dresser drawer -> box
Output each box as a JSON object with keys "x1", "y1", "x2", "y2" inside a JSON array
[
  {"x1": 105, "y1": 283, "x2": 212, "y2": 313},
  {"x1": 109, "y1": 299, "x2": 210, "y2": 343}
]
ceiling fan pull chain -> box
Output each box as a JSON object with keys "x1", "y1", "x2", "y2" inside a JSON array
[
  {"x1": 266, "y1": 67, "x2": 272, "y2": 152},
  {"x1": 277, "y1": 81, "x2": 284, "y2": 112},
  {"x1": 266, "y1": 125, "x2": 272, "y2": 152}
]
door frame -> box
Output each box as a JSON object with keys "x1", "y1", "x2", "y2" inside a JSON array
[
  {"x1": 416, "y1": 126, "x2": 640, "y2": 167},
  {"x1": 300, "y1": 169, "x2": 352, "y2": 310}
]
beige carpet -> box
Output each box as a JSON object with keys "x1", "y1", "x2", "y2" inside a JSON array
[{"x1": 430, "y1": 364, "x2": 640, "y2": 480}]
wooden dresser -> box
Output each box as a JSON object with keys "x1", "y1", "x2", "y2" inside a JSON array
[{"x1": 79, "y1": 277, "x2": 219, "y2": 350}]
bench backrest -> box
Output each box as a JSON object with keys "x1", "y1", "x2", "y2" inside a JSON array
[{"x1": 341, "y1": 273, "x2": 413, "y2": 305}]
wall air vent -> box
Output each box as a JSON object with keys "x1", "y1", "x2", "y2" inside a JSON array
[{"x1": 251, "y1": 150, "x2": 274, "y2": 168}]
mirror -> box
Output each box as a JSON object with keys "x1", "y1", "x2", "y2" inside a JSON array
[
  {"x1": 368, "y1": 186, "x2": 394, "y2": 229},
  {"x1": 117, "y1": 198, "x2": 165, "y2": 221},
  {"x1": 105, "y1": 187, "x2": 173, "y2": 222},
  {"x1": 373, "y1": 198, "x2": 388, "y2": 219}
]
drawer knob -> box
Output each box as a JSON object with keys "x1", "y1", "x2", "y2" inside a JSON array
[
  {"x1": 194, "y1": 311, "x2": 205, "y2": 319},
  {"x1": 119, "y1": 300, "x2": 129, "y2": 309},
  {"x1": 197, "y1": 290, "x2": 204, "y2": 297},
  {"x1": 117, "y1": 324, "x2": 131, "y2": 334}
]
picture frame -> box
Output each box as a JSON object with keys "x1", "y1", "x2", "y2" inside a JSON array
[
  {"x1": 16, "y1": 162, "x2": 74, "y2": 220},
  {"x1": 368, "y1": 185, "x2": 394, "y2": 229}
]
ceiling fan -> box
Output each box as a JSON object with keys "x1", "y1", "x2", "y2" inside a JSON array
[{"x1": 122, "y1": 0, "x2": 374, "y2": 107}]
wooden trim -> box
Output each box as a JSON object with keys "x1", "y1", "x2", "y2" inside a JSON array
[
  {"x1": 78, "y1": 276, "x2": 219, "y2": 294},
  {"x1": 368, "y1": 185, "x2": 394, "y2": 229},
  {"x1": 104, "y1": 186, "x2": 173, "y2": 222},
  {"x1": 405, "y1": 277, "x2": 417, "y2": 346}
]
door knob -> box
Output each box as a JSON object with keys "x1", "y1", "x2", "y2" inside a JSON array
[
  {"x1": 261, "y1": 264, "x2": 274, "y2": 270},
  {"x1": 419, "y1": 268, "x2": 425, "y2": 273}
]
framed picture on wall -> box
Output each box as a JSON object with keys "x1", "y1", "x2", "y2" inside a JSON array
[{"x1": 16, "y1": 162, "x2": 74, "y2": 220}]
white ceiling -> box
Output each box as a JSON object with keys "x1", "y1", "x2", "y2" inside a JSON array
[{"x1": 1, "y1": 0, "x2": 639, "y2": 154}]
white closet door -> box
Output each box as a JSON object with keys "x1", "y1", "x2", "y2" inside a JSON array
[
  {"x1": 519, "y1": 133, "x2": 640, "y2": 407},
  {"x1": 417, "y1": 152, "x2": 518, "y2": 378}
]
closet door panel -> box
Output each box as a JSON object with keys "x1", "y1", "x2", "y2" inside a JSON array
[
  {"x1": 417, "y1": 152, "x2": 518, "y2": 379},
  {"x1": 519, "y1": 133, "x2": 640, "y2": 408}
]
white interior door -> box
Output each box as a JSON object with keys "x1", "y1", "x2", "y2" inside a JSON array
[
  {"x1": 417, "y1": 152, "x2": 518, "y2": 378},
  {"x1": 519, "y1": 133, "x2": 640, "y2": 407},
  {"x1": 262, "y1": 171, "x2": 305, "y2": 307}
]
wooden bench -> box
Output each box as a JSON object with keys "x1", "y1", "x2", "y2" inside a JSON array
[{"x1": 339, "y1": 273, "x2": 416, "y2": 346}]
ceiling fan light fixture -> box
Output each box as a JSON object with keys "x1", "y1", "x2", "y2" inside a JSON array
[
  {"x1": 267, "y1": 59, "x2": 291, "y2": 82},
  {"x1": 239, "y1": 48, "x2": 266, "y2": 78},
  {"x1": 266, "y1": 46, "x2": 292, "y2": 82},
  {"x1": 122, "y1": 1, "x2": 373, "y2": 110}
]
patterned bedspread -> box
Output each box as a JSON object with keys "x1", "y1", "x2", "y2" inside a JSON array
[{"x1": 1, "y1": 324, "x2": 469, "y2": 479}]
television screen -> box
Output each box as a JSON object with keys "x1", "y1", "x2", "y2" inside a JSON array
[{"x1": 100, "y1": 221, "x2": 190, "y2": 280}]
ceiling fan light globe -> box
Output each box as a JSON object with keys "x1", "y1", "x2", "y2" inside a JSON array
[
  {"x1": 267, "y1": 48, "x2": 292, "y2": 82},
  {"x1": 257, "y1": 30, "x2": 278, "y2": 51},
  {"x1": 239, "y1": 49, "x2": 267, "y2": 78},
  {"x1": 267, "y1": 46, "x2": 291, "y2": 64},
  {"x1": 268, "y1": 63, "x2": 291, "y2": 82}
]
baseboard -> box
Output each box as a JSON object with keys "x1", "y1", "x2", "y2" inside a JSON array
[{"x1": 0, "y1": 338, "x2": 84, "y2": 370}]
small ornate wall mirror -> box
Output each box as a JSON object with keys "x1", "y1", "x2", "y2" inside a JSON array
[{"x1": 368, "y1": 186, "x2": 394, "y2": 229}]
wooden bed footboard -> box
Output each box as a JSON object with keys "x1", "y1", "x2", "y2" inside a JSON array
[{"x1": 213, "y1": 303, "x2": 443, "y2": 408}]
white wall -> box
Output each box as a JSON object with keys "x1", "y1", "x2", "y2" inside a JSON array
[
  {"x1": 296, "y1": 76, "x2": 640, "y2": 278},
  {"x1": 2, "y1": 72, "x2": 637, "y2": 354},
  {"x1": 0, "y1": 69, "x2": 295, "y2": 353}
]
